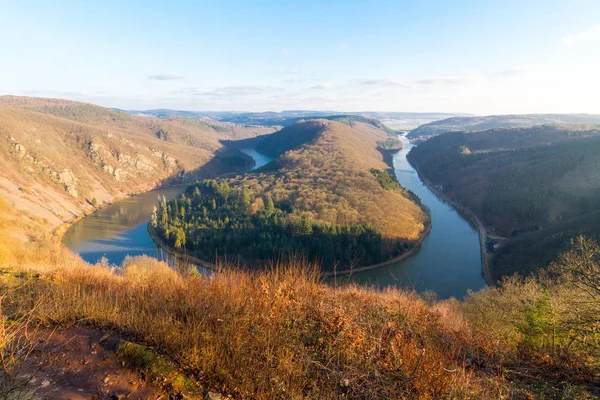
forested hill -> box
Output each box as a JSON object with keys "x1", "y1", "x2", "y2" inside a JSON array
[
  {"x1": 154, "y1": 119, "x2": 428, "y2": 270},
  {"x1": 408, "y1": 114, "x2": 600, "y2": 140},
  {"x1": 0, "y1": 96, "x2": 275, "y2": 234},
  {"x1": 408, "y1": 124, "x2": 600, "y2": 280}
]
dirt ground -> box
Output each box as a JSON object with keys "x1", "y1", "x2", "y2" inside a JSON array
[{"x1": 17, "y1": 325, "x2": 172, "y2": 400}]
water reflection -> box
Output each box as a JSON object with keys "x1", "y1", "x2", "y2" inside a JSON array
[{"x1": 62, "y1": 186, "x2": 185, "y2": 265}]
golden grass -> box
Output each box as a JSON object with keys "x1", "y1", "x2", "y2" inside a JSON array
[{"x1": 0, "y1": 247, "x2": 502, "y2": 399}]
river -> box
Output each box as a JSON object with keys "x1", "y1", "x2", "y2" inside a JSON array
[
  {"x1": 63, "y1": 140, "x2": 486, "y2": 298},
  {"x1": 349, "y1": 135, "x2": 486, "y2": 298}
]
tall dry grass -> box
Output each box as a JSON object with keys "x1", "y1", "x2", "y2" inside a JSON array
[{"x1": 3, "y1": 253, "x2": 501, "y2": 399}]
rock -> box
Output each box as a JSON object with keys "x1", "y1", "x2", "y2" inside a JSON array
[
  {"x1": 58, "y1": 169, "x2": 78, "y2": 198},
  {"x1": 103, "y1": 164, "x2": 115, "y2": 175},
  {"x1": 11, "y1": 142, "x2": 27, "y2": 158},
  {"x1": 117, "y1": 152, "x2": 133, "y2": 164},
  {"x1": 114, "y1": 168, "x2": 126, "y2": 182},
  {"x1": 134, "y1": 154, "x2": 156, "y2": 172},
  {"x1": 205, "y1": 392, "x2": 223, "y2": 400}
]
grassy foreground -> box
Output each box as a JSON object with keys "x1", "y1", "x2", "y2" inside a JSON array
[{"x1": 0, "y1": 201, "x2": 599, "y2": 398}]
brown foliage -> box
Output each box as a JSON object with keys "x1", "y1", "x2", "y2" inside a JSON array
[{"x1": 234, "y1": 120, "x2": 428, "y2": 241}]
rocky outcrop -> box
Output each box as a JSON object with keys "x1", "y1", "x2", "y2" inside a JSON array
[{"x1": 58, "y1": 169, "x2": 78, "y2": 198}]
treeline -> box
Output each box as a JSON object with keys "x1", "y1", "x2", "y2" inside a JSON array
[{"x1": 152, "y1": 180, "x2": 408, "y2": 270}]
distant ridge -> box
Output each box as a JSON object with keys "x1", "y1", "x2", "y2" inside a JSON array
[
  {"x1": 408, "y1": 113, "x2": 600, "y2": 140},
  {"x1": 122, "y1": 108, "x2": 468, "y2": 128}
]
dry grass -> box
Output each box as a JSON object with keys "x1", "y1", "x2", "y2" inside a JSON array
[
  {"x1": 2, "y1": 231, "x2": 599, "y2": 398},
  {"x1": 0, "y1": 250, "x2": 503, "y2": 399}
]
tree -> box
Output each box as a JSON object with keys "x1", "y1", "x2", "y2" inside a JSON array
[
  {"x1": 91, "y1": 197, "x2": 98, "y2": 207},
  {"x1": 265, "y1": 195, "x2": 275, "y2": 213},
  {"x1": 552, "y1": 236, "x2": 600, "y2": 302},
  {"x1": 240, "y1": 186, "x2": 251, "y2": 210},
  {"x1": 174, "y1": 228, "x2": 186, "y2": 249},
  {"x1": 151, "y1": 206, "x2": 158, "y2": 227}
]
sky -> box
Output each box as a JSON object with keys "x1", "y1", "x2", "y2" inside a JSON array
[{"x1": 1, "y1": 0, "x2": 600, "y2": 114}]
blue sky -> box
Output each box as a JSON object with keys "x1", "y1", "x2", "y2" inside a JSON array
[{"x1": 1, "y1": 0, "x2": 599, "y2": 113}]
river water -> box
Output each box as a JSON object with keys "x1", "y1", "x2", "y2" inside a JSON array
[
  {"x1": 63, "y1": 141, "x2": 486, "y2": 298},
  {"x1": 349, "y1": 135, "x2": 486, "y2": 298}
]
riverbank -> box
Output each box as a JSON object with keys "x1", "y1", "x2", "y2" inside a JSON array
[
  {"x1": 147, "y1": 223, "x2": 216, "y2": 271},
  {"x1": 323, "y1": 221, "x2": 432, "y2": 277},
  {"x1": 148, "y1": 218, "x2": 432, "y2": 278},
  {"x1": 408, "y1": 160, "x2": 495, "y2": 287}
]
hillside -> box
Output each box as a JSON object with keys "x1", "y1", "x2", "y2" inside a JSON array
[
  {"x1": 0, "y1": 96, "x2": 275, "y2": 234},
  {"x1": 408, "y1": 124, "x2": 600, "y2": 280},
  {"x1": 154, "y1": 120, "x2": 428, "y2": 270},
  {"x1": 408, "y1": 114, "x2": 600, "y2": 141}
]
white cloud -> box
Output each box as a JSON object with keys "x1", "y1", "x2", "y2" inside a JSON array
[
  {"x1": 356, "y1": 70, "x2": 525, "y2": 88},
  {"x1": 356, "y1": 78, "x2": 412, "y2": 87},
  {"x1": 148, "y1": 74, "x2": 184, "y2": 81},
  {"x1": 561, "y1": 25, "x2": 600, "y2": 44},
  {"x1": 310, "y1": 82, "x2": 334, "y2": 90},
  {"x1": 182, "y1": 85, "x2": 283, "y2": 98},
  {"x1": 279, "y1": 48, "x2": 289, "y2": 56},
  {"x1": 284, "y1": 68, "x2": 299, "y2": 74},
  {"x1": 339, "y1": 44, "x2": 348, "y2": 49}
]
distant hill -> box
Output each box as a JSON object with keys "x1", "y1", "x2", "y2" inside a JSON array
[
  {"x1": 408, "y1": 123, "x2": 600, "y2": 280},
  {"x1": 408, "y1": 114, "x2": 600, "y2": 140},
  {"x1": 0, "y1": 96, "x2": 276, "y2": 233},
  {"x1": 124, "y1": 108, "x2": 465, "y2": 129}
]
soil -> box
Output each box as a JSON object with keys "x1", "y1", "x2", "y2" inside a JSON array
[{"x1": 18, "y1": 325, "x2": 170, "y2": 400}]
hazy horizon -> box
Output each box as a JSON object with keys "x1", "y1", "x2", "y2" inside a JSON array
[{"x1": 2, "y1": 0, "x2": 599, "y2": 114}]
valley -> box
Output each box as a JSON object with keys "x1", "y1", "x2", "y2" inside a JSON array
[{"x1": 1, "y1": 98, "x2": 599, "y2": 399}]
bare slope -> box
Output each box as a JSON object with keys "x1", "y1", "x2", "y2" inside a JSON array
[{"x1": 0, "y1": 96, "x2": 275, "y2": 233}]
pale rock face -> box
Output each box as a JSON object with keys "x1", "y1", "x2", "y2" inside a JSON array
[
  {"x1": 58, "y1": 169, "x2": 78, "y2": 198},
  {"x1": 113, "y1": 168, "x2": 126, "y2": 182},
  {"x1": 10, "y1": 142, "x2": 27, "y2": 158},
  {"x1": 151, "y1": 150, "x2": 163, "y2": 159},
  {"x1": 162, "y1": 154, "x2": 177, "y2": 171},
  {"x1": 103, "y1": 164, "x2": 115, "y2": 175},
  {"x1": 117, "y1": 152, "x2": 133, "y2": 164},
  {"x1": 134, "y1": 155, "x2": 157, "y2": 172}
]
